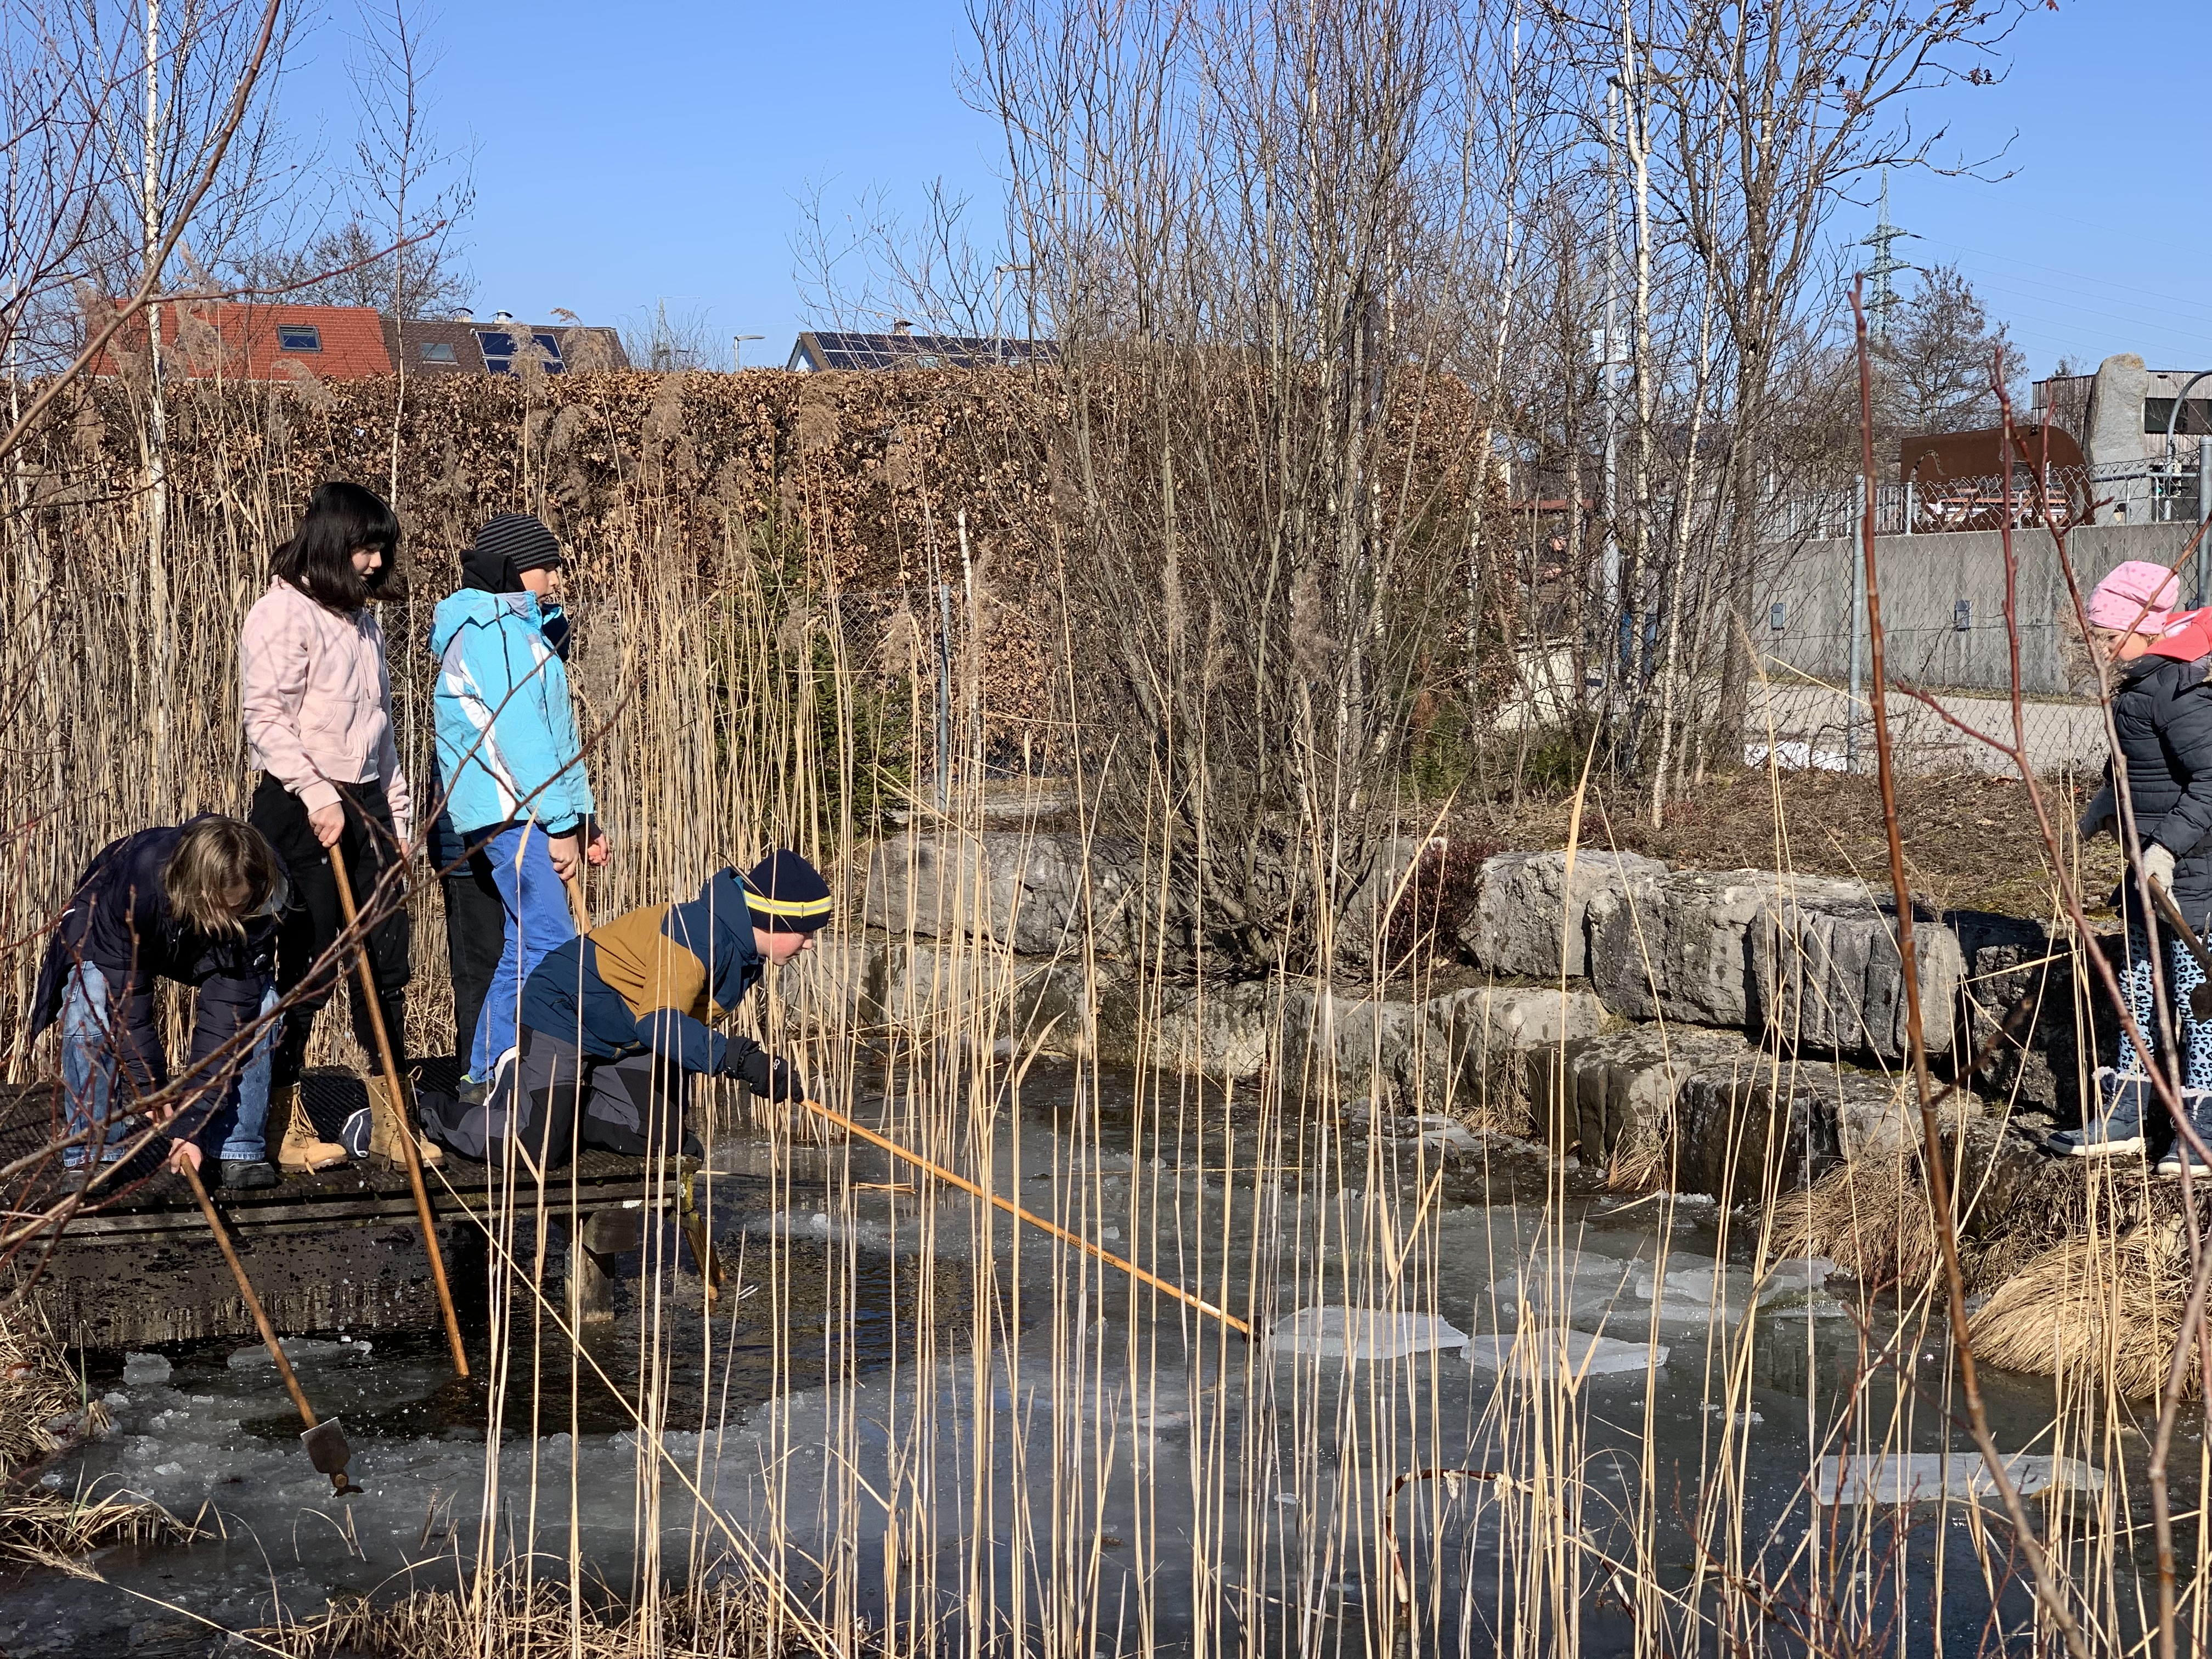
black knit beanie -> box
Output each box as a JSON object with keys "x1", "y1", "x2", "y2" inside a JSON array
[
  {"x1": 741, "y1": 849, "x2": 833, "y2": 933},
  {"x1": 463, "y1": 512, "x2": 564, "y2": 593}
]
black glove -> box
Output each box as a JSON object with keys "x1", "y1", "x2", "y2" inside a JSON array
[{"x1": 727, "y1": 1045, "x2": 800, "y2": 1102}]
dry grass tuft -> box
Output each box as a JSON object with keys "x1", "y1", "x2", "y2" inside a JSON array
[
  {"x1": 1967, "y1": 1221, "x2": 2201, "y2": 1400},
  {"x1": 0, "y1": 1299, "x2": 198, "y2": 1571},
  {"x1": 1604, "y1": 1128, "x2": 1673, "y2": 1195},
  {"x1": 1769, "y1": 1150, "x2": 1940, "y2": 1286},
  {"x1": 0, "y1": 1484, "x2": 202, "y2": 1576},
  {"x1": 259, "y1": 1572, "x2": 828, "y2": 1658},
  {"x1": 0, "y1": 1300, "x2": 107, "y2": 1479}
]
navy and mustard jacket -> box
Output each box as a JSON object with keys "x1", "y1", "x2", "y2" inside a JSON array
[{"x1": 519, "y1": 868, "x2": 797, "y2": 1098}]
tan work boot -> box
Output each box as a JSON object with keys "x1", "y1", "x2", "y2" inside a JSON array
[
  {"x1": 365, "y1": 1072, "x2": 445, "y2": 1171},
  {"x1": 274, "y1": 1084, "x2": 349, "y2": 1174}
]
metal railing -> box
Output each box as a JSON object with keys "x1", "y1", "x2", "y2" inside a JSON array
[{"x1": 1776, "y1": 460, "x2": 2208, "y2": 540}]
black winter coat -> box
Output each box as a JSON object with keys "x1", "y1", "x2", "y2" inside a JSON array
[
  {"x1": 27, "y1": 821, "x2": 279, "y2": 1102},
  {"x1": 2092, "y1": 650, "x2": 2212, "y2": 917}
]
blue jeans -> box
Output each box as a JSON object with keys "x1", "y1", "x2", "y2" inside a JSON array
[
  {"x1": 61, "y1": 964, "x2": 279, "y2": 1165},
  {"x1": 468, "y1": 822, "x2": 578, "y2": 1081}
]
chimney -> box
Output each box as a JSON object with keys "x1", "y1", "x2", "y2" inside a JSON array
[
  {"x1": 452, "y1": 306, "x2": 473, "y2": 320},
  {"x1": 493, "y1": 309, "x2": 515, "y2": 324},
  {"x1": 891, "y1": 320, "x2": 913, "y2": 337}
]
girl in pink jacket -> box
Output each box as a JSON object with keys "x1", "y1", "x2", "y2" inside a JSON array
[{"x1": 241, "y1": 481, "x2": 440, "y2": 1174}]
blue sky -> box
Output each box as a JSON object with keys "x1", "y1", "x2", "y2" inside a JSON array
[{"x1": 278, "y1": 0, "x2": 2200, "y2": 376}]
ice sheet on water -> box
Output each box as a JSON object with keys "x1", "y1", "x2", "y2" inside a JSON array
[
  {"x1": 1464, "y1": 1328, "x2": 1664, "y2": 1378},
  {"x1": 1816, "y1": 1452, "x2": 2105, "y2": 1506},
  {"x1": 121, "y1": 1353, "x2": 170, "y2": 1386},
  {"x1": 1268, "y1": 1307, "x2": 1471, "y2": 1362},
  {"x1": 225, "y1": 1338, "x2": 370, "y2": 1369}
]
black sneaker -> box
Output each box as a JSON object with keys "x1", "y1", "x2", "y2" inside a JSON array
[
  {"x1": 217, "y1": 1159, "x2": 279, "y2": 1190},
  {"x1": 2046, "y1": 1068, "x2": 2151, "y2": 1158}
]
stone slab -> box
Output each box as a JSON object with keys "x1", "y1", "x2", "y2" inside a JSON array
[
  {"x1": 1750, "y1": 891, "x2": 1963, "y2": 1062},
  {"x1": 1465, "y1": 850, "x2": 1667, "y2": 979},
  {"x1": 1588, "y1": 869, "x2": 1869, "y2": 1028}
]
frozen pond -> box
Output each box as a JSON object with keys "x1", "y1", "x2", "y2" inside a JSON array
[{"x1": 0, "y1": 1060, "x2": 2171, "y2": 1655}]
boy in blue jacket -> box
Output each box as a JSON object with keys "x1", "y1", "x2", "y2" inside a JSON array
[
  {"x1": 420, "y1": 850, "x2": 830, "y2": 1167},
  {"x1": 432, "y1": 514, "x2": 607, "y2": 1103}
]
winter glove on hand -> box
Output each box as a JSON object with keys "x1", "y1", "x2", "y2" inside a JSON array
[
  {"x1": 2144, "y1": 842, "x2": 2177, "y2": 893},
  {"x1": 2078, "y1": 804, "x2": 2115, "y2": 840},
  {"x1": 728, "y1": 1046, "x2": 799, "y2": 1102}
]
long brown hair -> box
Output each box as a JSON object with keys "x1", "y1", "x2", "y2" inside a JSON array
[{"x1": 164, "y1": 818, "x2": 287, "y2": 936}]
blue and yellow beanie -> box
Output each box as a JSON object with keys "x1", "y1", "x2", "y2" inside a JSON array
[{"x1": 742, "y1": 849, "x2": 833, "y2": 933}]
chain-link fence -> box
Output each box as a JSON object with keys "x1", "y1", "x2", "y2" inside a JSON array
[{"x1": 1748, "y1": 627, "x2": 2106, "y2": 780}]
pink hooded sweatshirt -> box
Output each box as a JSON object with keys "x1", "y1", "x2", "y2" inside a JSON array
[{"x1": 239, "y1": 577, "x2": 413, "y2": 841}]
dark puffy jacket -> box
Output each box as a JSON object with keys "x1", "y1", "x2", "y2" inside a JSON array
[
  {"x1": 2092, "y1": 650, "x2": 2212, "y2": 917},
  {"x1": 28, "y1": 821, "x2": 279, "y2": 1098},
  {"x1": 519, "y1": 867, "x2": 795, "y2": 1099}
]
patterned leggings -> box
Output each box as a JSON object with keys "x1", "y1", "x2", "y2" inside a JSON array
[{"x1": 2114, "y1": 923, "x2": 2212, "y2": 1091}]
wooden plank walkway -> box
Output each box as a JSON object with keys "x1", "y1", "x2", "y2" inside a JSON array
[{"x1": 1, "y1": 1066, "x2": 687, "y2": 1349}]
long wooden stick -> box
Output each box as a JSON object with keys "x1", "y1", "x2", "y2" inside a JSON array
[
  {"x1": 329, "y1": 848, "x2": 470, "y2": 1379},
  {"x1": 178, "y1": 1158, "x2": 353, "y2": 1494},
  {"x1": 792, "y1": 1097, "x2": 1251, "y2": 1335}
]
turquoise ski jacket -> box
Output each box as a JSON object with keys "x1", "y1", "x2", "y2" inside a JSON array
[{"x1": 430, "y1": 590, "x2": 594, "y2": 837}]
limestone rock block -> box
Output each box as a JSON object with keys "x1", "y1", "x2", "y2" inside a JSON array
[
  {"x1": 1950, "y1": 912, "x2": 2115, "y2": 1121},
  {"x1": 1671, "y1": 1050, "x2": 1835, "y2": 1203},
  {"x1": 1750, "y1": 891, "x2": 1963, "y2": 1061},
  {"x1": 1552, "y1": 1025, "x2": 1756, "y2": 1176},
  {"x1": 1465, "y1": 849, "x2": 1667, "y2": 979},
  {"x1": 1278, "y1": 981, "x2": 1607, "y2": 1122},
  {"x1": 790, "y1": 939, "x2": 1092, "y2": 1056},
  {"x1": 864, "y1": 830, "x2": 1136, "y2": 958},
  {"x1": 1588, "y1": 869, "x2": 1868, "y2": 1028},
  {"x1": 1430, "y1": 984, "x2": 1609, "y2": 1129},
  {"x1": 1099, "y1": 978, "x2": 1277, "y2": 1077}
]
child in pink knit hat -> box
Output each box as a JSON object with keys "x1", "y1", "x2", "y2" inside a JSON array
[
  {"x1": 2064, "y1": 555, "x2": 2212, "y2": 1172},
  {"x1": 2084, "y1": 559, "x2": 2181, "y2": 661}
]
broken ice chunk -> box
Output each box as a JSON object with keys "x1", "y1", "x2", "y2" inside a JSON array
[
  {"x1": 1816, "y1": 1453, "x2": 2104, "y2": 1507},
  {"x1": 1464, "y1": 1327, "x2": 1664, "y2": 1378},
  {"x1": 121, "y1": 1352, "x2": 171, "y2": 1386},
  {"x1": 1268, "y1": 1307, "x2": 1470, "y2": 1362}
]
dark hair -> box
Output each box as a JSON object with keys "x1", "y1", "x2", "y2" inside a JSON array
[{"x1": 272, "y1": 481, "x2": 401, "y2": 611}]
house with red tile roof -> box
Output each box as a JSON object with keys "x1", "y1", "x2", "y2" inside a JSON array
[
  {"x1": 89, "y1": 301, "x2": 393, "y2": 380},
  {"x1": 90, "y1": 301, "x2": 631, "y2": 381}
]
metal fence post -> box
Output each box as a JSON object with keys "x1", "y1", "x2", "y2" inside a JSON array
[
  {"x1": 2198, "y1": 437, "x2": 2211, "y2": 606},
  {"x1": 1847, "y1": 499, "x2": 1867, "y2": 772}
]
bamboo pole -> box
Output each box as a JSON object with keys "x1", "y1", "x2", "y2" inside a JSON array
[
  {"x1": 328, "y1": 847, "x2": 471, "y2": 1379},
  {"x1": 792, "y1": 1096, "x2": 1251, "y2": 1335}
]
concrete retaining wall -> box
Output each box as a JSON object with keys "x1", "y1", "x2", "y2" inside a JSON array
[{"x1": 1757, "y1": 520, "x2": 2202, "y2": 696}]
